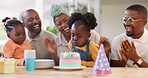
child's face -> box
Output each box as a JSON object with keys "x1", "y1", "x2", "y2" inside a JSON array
[
  {"x1": 8, "y1": 24, "x2": 26, "y2": 45},
  {"x1": 71, "y1": 23, "x2": 90, "y2": 47}
]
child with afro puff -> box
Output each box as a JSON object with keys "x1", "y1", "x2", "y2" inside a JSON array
[{"x1": 68, "y1": 12, "x2": 100, "y2": 67}]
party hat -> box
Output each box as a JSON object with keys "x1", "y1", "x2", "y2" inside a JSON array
[{"x1": 92, "y1": 44, "x2": 112, "y2": 76}]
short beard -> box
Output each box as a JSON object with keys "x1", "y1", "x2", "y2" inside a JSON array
[
  {"x1": 34, "y1": 31, "x2": 41, "y2": 35},
  {"x1": 126, "y1": 33, "x2": 134, "y2": 37},
  {"x1": 31, "y1": 30, "x2": 41, "y2": 35}
]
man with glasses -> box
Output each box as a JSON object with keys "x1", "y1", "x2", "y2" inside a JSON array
[{"x1": 110, "y1": 4, "x2": 148, "y2": 67}]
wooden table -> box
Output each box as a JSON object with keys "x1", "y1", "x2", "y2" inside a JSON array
[{"x1": 0, "y1": 66, "x2": 148, "y2": 78}]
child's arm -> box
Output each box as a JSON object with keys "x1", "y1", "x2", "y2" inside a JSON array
[
  {"x1": 81, "y1": 42, "x2": 99, "y2": 67},
  {"x1": 3, "y1": 42, "x2": 25, "y2": 66},
  {"x1": 90, "y1": 41, "x2": 100, "y2": 61},
  {"x1": 68, "y1": 40, "x2": 72, "y2": 51},
  {"x1": 81, "y1": 61, "x2": 95, "y2": 67},
  {"x1": 16, "y1": 59, "x2": 25, "y2": 66},
  {"x1": 3, "y1": 42, "x2": 15, "y2": 59},
  {"x1": 81, "y1": 49, "x2": 98, "y2": 67}
]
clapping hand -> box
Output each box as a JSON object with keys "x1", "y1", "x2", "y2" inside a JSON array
[
  {"x1": 99, "y1": 37, "x2": 111, "y2": 57},
  {"x1": 121, "y1": 40, "x2": 140, "y2": 62},
  {"x1": 43, "y1": 37, "x2": 57, "y2": 53},
  {"x1": 120, "y1": 47, "x2": 128, "y2": 64}
]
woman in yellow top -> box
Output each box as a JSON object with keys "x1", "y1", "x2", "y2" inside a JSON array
[{"x1": 68, "y1": 12, "x2": 100, "y2": 67}]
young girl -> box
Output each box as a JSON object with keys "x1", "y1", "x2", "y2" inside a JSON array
[
  {"x1": 2, "y1": 17, "x2": 32, "y2": 66},
  {"x1": 68, "y1": 12, "x2": 100, "y2": 67}
]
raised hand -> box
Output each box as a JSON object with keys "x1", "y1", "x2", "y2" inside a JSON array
[
  {"x1": 120, "y1": 48, "x2": 128, "y2": 64},
  {"x1": 43, "y1": 37, "x2": 57, "y2": 53},
  {"x1": 99, "y1": 37, "x2": 111, "y2": 57},
  {"x1": 121, "y1": 40, "x2": 140, "y2": 62}
]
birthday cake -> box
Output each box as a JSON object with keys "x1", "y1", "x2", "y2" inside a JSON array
[{"x1": 59, "y1": 52, "x2": 81, "y2": 68}]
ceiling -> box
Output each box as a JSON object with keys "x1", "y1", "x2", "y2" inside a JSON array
[
  {"x1": 101, "y1": 0, "x2": 148, "y2": 5},
  {"x1": 0, "y1": 0, "x2": 148, "y2": 10},
  {"x1": 0, "y1": 0, "x2": 148, "y2": 20}
]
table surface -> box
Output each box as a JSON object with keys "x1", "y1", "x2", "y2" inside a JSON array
[{"x1": 0, "y1": 66, "x2": 148, "y2": 78}]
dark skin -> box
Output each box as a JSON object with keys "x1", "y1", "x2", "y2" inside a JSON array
[
  {"x1": 44, "y1": 13, "x2": 110, "y2": 58},
  {"x1": 99, "y1": 37, "x2": 110, "y2": 58},
  {"x1": 22, "y1": 9, "x2": 58, "y2": 65},
  {"x1": 54, "y1": 13, "x2": 71, "y2": 42},
  {"x1": 71, "y1": 22, "x2": 90, "y2": 47},
  {"x1": 22, "y1": 10, "x2": 41, "y2": 39},
  {"x1": 44, "y1": 21, "x2": 91, "y2": 65},
  {"x1": 0, "y1": 52, "x2": 3, "y2": 57},
  {"x1": 7, "y1": 24, "x2": 26, "y2": 45},
  {"x1": 44, "y1": 14, "x2": 71, "y2": 53},
  {"x1": 43, "y1": 14, "x2": 71, "y2": 65},
  {"x1": 110, "y1": 10, "x2": 148, "y2": 67}
]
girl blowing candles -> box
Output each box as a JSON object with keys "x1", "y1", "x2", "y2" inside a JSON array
[{"x1": 68, "y1": 12, "x2": 100, "y2": 67}]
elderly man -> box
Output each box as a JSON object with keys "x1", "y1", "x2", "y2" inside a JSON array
[{"x1": 110, "y1": 4, "x2": 148, "y2": 67}]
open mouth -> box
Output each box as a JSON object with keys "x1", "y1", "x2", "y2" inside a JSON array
[
  {"x1": 72, "y1": 41, "x2": 77, "y2": 44},
  {"x1": 126, "y1": 26, "x2": 133, "y2": 32},
  {"x1": 64, "y1": 27, "x2": 70, "y2": 33},
  {"x1": 33, "y1": 24, "x2": 39, "y2": 30},
  {"x1": 64, "y1": 27, "x2": 69, "y2": 31},
  {"x1": 125, "y1": 26, "x2": 134, "y2": 37}
]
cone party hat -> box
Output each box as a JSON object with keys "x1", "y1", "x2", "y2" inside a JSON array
[{"x1": 92, "y1": 44, "x2": 112, "y2": 76}]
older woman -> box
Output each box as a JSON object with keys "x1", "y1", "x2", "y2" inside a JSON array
[{"x1": 44, "y1": 4, "x2": 110, "y2": 58}]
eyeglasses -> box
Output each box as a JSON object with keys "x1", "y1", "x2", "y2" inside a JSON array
[{"x1": 122, "y1": 17, "x2": 144, "y2": 24}]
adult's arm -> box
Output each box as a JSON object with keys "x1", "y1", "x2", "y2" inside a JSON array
[
  {"x1": 99, "y1": 37, "x2": 111, "y2": 58},
  {"x1": 121, "y1": 40, "x2": 148, "y2": 67},
  {"x1": 43, "y1": 37, "x2": 59, "y2": 65},
  {"x1": 110, "y1": 48, "x2": 128, "y2": 67},
  {"x1": 110, "y1": 60, "x2": 126, "y2": 67},
  {"x1": 110, "y1": 37, "x2": 127, "y2": 67},
  {"x1": 90, "y1": 30, "x2": 111, "y2": 58}
]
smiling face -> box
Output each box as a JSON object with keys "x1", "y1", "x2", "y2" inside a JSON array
[
  {"x1": 123, "y1": 10, "x2": 147, "y2": 39},
  {"x1": 71, "y1": 21, "x2": 90, "y2": 47},
  {"x1": 54, "y1": 13, "x2": 71, "y2": 37},
  {"x1": 8, "y1": 24, "x2": 26, "y2": 45},
  {"x1": 22, "y1": 10, "x2": 41, "y2": 37}
]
